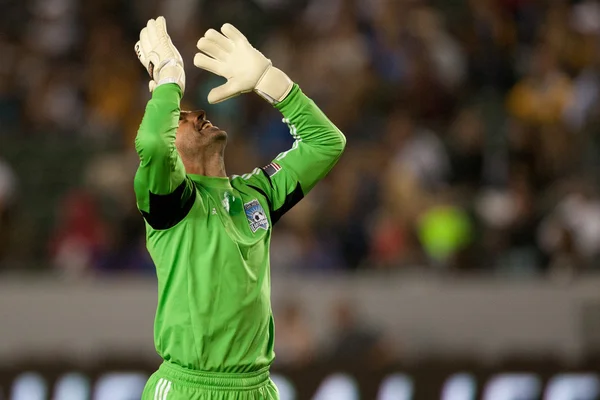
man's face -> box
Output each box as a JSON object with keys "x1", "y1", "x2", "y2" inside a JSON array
[{"x1": 175, "y1": 110, "x2": 227, "y2": 156}]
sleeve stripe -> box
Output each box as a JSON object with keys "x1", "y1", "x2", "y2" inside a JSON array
[
  {"x1": 275, "y1": 138, "x2": 301, "y2": 161},
  {"x1": 282, "y1": 118, "x2": 300, "y2": 140},
  {"x1": 273, "y1": 118, "x2": 301, "y2": 162},
  {"x1": 240, "y1": 168, "x2": 261, "y2": 181}
]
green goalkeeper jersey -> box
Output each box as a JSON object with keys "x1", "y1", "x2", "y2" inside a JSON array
[{"x1": 134, "y1": 83, "x2": 345, "y2": 373}]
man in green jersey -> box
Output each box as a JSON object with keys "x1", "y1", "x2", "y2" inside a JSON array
[{"x1": 134, "y1": 17, "x2": 345, "y2": 400}]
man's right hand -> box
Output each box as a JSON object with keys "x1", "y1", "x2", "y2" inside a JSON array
[{"x1": 135, "y1": 16, "x2": 186, "y2": 93}]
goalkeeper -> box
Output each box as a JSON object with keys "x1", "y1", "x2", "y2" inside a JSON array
[{"x1": 134, "y1": 17, "x2": 345, "y2": 400}]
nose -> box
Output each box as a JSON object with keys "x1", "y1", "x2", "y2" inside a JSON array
[{"x1": 193, "y1": 110, "x2": 206, "y2": 121}]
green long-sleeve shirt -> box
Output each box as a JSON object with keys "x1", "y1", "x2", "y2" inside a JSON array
[{"x1": 134, "y1": 83, "x2": 345, "y2": 373}]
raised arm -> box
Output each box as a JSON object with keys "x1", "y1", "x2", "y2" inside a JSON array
[
  {"x1": 242, "y1": 86, "x2": 345, "y2": 223},
  {"x1": 193, "y1": 23, "x2": 346, "y2": 223},
  {"x1": 273, "y1": 85, "x2": 346, "y2": 194},
  {"x1": 133, "y1": 17, "x2": 194, "y2": 229}
]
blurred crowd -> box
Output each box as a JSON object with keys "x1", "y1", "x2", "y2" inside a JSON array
[
  {"x1": 2, "y1": 0, "x2": 600, "y2": 277},
  {"x1": 273, "y1": 298, "x2": 392, "y2": 368}
]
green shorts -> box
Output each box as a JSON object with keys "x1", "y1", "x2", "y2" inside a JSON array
[{"x1": 141, "y1": 362, "x2": 279, "y2": 400}]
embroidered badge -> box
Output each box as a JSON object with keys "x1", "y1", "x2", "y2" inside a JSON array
[
  {"x1": 244, "y1": 199, "x2": 269, "y2": 233},
  {"x1": 261, "y1": 162, "x2": 282, "y2": 177}
]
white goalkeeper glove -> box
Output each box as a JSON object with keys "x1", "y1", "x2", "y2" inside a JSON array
[
  {"x1": 193, "y1": 23, "x2": 293, "y2": 104},
  {"x1": 135, "y1": 16, "x2": 185, "y2": 93}
]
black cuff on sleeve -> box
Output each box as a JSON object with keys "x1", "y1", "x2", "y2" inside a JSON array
[
  {"x1": 141, "y1": 179, "x2": 195, "y2": 230},
  {"x1": 269, "y1": 183, "x2": 304, "y2": 225}
]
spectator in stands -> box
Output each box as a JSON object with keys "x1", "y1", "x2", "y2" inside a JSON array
[
  {"x1": 476, "y1": 170, "x2": 540, "y2": 273},
  {"x1": 417, "y1": 189, "x2": 474, "y2": 270},
  {"x1": 447, "y1": 107, "x2": 486, "y2": 192},
  {"x1": 408, "y1": 5, "x2": 466, "y2": 91},
  {"x1": 538, "y1": 181, "x2": 600, "y2": 274},
  {"x1": 506, "y1": 43, "x2": 573, "y2": 127},
  {"x1": 387, "y1": 110, "x2": 450, "y2": 191},
  {"x1": 49, "y1": 190, "x2": 107, "y2": 277}
]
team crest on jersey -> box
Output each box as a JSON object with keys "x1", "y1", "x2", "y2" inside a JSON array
[{"x1": 244, "y1": 199, "x2": 269, "y2": 233}]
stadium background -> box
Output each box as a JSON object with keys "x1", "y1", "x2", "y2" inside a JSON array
[{"x1": 2, "y1": 0, "x2": 600, "y2": 398}]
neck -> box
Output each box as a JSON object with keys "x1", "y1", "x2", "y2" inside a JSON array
[{"x1": 183, "y1": 144, "x2": 227, "y2": 177}]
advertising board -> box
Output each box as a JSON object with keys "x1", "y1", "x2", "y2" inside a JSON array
[{"x1": 2, "y1": 358, "x2": 600, "y2": 399}]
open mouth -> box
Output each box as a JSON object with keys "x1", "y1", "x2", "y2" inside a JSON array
[
  {"x1": 200, "y1": 120, "x2": 214, "y2": 131},
  {"x1": 196, "y1": 118, "x2": 223, "y2": 136}
]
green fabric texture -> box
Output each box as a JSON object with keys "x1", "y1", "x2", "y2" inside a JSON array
[{"x1": 133, "y1": 83, "x2": 345, "y2": 379}]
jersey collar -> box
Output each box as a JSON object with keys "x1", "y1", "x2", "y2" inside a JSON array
[{"x1": 188, "y1": 174, "x2": 233, "y2": 190}]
